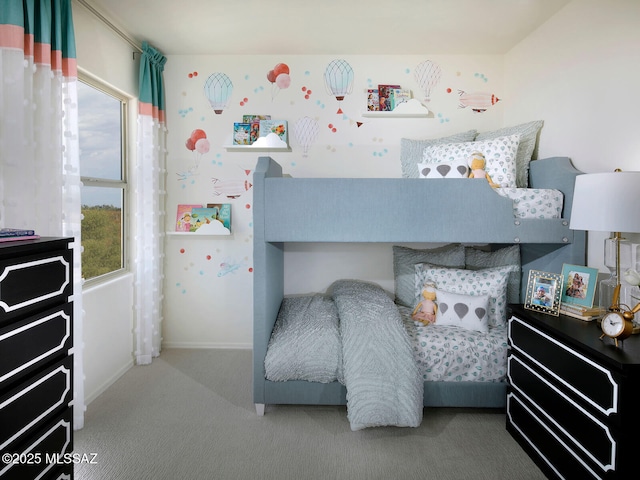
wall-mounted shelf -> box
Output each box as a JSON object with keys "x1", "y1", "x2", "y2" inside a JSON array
[
  {"x1": 224, "y1": 145, "x2": 291, "y2": 152},
  {"x1": 166, "y1": 231, "x2": 231, "y2": 237},
  {"x1": 362, "y1": 98, "x2": 431, "y2": 118},
  {"x1": 225, "y1": 132, "x2": 290, "y2": 152}
]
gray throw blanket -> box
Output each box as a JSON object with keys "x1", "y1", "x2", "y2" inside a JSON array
[{"x1": 330, "y1": 280, "x2": 423, "y2": 430}]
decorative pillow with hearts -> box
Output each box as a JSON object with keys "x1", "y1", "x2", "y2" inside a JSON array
[
  {"x1": 417, "y1": 159, "x2": 469, "y2": 179},
  {"x1": 414, "y1": 263, "x2": 517, "y2": 327},
  {"x1": 434, "y1": 289, "x2": 490, "y2": 332},
  {"x1": 421, "y1": 134, "x2": 520, "y2": 188}
]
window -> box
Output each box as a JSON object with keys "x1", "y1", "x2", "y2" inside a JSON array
[{"x1": 77, "y1": 77, "x2": 128, "y2": 281}]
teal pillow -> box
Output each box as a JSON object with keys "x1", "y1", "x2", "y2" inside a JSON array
[
  {"x1": 465, "y1": 245, "x2": 521, "y2": 304},
  {"x1": 393, "y1": 244, "x2": 465, "y2": 308}
]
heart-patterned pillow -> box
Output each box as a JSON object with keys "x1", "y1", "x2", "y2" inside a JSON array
[
  {"x1": 418, "y1": 159, "x2": 469, "y2": 179},
  {"x1": 434, "y1": 289, "x2": 490, "y2": 332}
]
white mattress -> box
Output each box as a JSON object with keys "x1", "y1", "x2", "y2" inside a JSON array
[
  {"x1": 495, "y1": 187, "x2": 563, "y2": 219},
  {"x1": 400, "y1": 306, "x2": 508, "y2": 382}
]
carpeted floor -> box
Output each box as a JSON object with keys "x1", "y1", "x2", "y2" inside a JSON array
[{"x1": 74, "y1": 348, "x2": 545, "y2": 480}]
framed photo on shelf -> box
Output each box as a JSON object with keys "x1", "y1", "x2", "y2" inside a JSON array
[
  {"x1": 524, "y1": 270, "x2": 563, "y2": 316},
  {"x1": 560, "y1": 264, "x2": 599, "y2": 308}
]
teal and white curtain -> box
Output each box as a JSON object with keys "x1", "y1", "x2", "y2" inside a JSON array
[
  {"x1": 134, "y1": 41, "x2": 167, "y2": 365},
  {"x1": 0, "y1": 0, "x2": 84, "y2": 429}
]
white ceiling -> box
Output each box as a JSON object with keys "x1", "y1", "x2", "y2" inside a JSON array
[{"x1": 80, "y1": 0, "x2": 571, "y2": 56}]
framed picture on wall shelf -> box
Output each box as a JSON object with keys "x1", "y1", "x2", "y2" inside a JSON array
[
  {"x1": 175, "y1": 204, "x2": 202, "y2": 232},
  {"x1": 524, "y1": 270, "x2": 563, "y2": 316},
  {"x1": 366, "y1": 89, "x2": 379, "y2": 111},
  {"x1": 233, "y1": 123, "x2": 251, "y2": 145},
  {"x1": 259, "y1": 119, "x2": 288, "y2": 144},
  {"x1": 377, "y1": 84, "x2": 400, "y2": 111}
]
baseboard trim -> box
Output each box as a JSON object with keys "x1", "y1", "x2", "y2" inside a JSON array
[
  {"x1": 161, "y1": 342, "x2": 252, "y2": 350},
  {"x1": 85, "y1": 360, "x2": 134, "y2": 405}
]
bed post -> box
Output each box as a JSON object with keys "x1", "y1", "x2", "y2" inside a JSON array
[{"x1": 253, "y1": 157, "x2": 284, "y2": 413}]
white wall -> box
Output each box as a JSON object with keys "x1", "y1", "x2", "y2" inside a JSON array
[
  {"x1": 73, "y1": 2, "x2": 138, "y2": 403},
  {"x1": 162, "y1": 54, "x2": 505, "y2": 348},
  {"x1": 81, "y1": 275, "x2": 135, "y2": 403},
  {"x1": 504, "y1": 0, "x2": 640, "y2": 270}
]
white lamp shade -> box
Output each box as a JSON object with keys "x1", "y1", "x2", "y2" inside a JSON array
[{"x1": 570, "y1": 172, "x2": 640, "y2": 233}]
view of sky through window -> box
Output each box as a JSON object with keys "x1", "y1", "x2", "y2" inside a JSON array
[{"x1": 77, "y1": 80, "x2": 123, "y2": 206}]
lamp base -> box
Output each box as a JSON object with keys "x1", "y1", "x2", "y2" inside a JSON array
[
  {"x1": 599, "y1": 277, "x2": 640, "y2": 330},
  {"x1": 599, "y1": 276, "x2": 618, "y2": 313}
]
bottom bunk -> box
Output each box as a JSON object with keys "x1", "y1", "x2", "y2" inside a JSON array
[
  {"x1": 253, "y1": 240, "x2": 585, "y2": 430},
  {"x1": 260, "y1": 298, "x2": 509, "y2": 410},
  {"x1": 259, "y1": 264, "x2": 515, "y2": 430}
]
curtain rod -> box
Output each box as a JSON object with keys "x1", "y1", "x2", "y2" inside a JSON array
[{"x1": 74, "y1": 0, "x2": 143, "y2": 54}]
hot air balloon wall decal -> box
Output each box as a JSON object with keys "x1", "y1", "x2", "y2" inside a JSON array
[
  {"x1": 293, "y1": 116, "x2": 319, "y2": 158},
  {"x1": 324, "y1": 59, "x2": 354, "y2": 112},
  {"x1": 414, "y1": 60, "x2": 442, "y2": 103},
  {"x1": 203, "y1": 72, "x2": 233, "y2": 114}
]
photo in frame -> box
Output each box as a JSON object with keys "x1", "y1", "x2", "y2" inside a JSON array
[
  {"x1": 524, "y1": 270, "x2": 563, "y2": 316},
  {"x1": 560, "y1": 264, "x2": 599, "y2": 309}
]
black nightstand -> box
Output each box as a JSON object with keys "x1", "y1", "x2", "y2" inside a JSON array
[{"x1": 506, "y1": 304, "x2": 640, "y2": 480}]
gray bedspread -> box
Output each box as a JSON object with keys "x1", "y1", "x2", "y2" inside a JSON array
[
  {"x1": 264, "y1": 294, "x2": 342, "y2": 383},
  {"x1": 330, "y1": 280, "x2": 423, "y2": 430}
]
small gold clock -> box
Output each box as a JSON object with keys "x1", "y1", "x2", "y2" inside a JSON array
[
  {"x1": 599, "y1": 284, "x2": 640, "y2": 348},
  {"x1": 600, "y1": 311, "x2": 634, "y2": 347}
]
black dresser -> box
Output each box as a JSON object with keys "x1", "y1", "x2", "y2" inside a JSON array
[
  {"x1": 507, "y1": 304, "x2": 640, "y2": 480},
  {"x1": 0, "y1": 238, "x2": 74, "y2": 480}
]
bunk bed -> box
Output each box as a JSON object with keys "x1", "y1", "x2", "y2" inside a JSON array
[{"x1": 252, "y1": 153, "x2": 586, "y2": 426}]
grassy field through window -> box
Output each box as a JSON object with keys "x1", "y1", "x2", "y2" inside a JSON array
[{"x1": 81, "y1": 205, "x2": 122, "y2": 279}]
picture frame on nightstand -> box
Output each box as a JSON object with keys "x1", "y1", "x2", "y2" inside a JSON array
[
  {"x1": 524, "y1": 269, "x2": 563, "y2": 316},
  {"x1": 559, "y1": 263, "x2": 599, "y2": 309}
]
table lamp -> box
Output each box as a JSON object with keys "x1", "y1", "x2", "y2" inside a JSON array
[{"x1": 569, "y1": 170, "x2": 640, "y2": 311}]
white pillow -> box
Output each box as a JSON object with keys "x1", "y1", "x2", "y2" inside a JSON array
[
  {"x1": 417, "y1": 159, "x2": 469, "y2": 179},
  {"x1": 475, "y1": 121, "x2": 543, "y2": 188},
  {"x1": 435, "y1": 289, "x2": 490, "y2": 333},
  {"x1": 422, "y1": 134, "x2": 520, "y2": 188},
  {"x1": 400, "y1": 130, "x2": 477, "y2": 178},
  {"x1": 415, "y1": 263, "x2": 517, "y2": 327}
]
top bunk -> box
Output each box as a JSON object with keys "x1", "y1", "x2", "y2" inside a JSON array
[{"x1": 252, "y1": 155, "x2": 582, "y2": 245}]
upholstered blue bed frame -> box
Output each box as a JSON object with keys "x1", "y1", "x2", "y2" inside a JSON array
[{"x1": 252, "y1": 156, "x2": 586, "y2": 414}]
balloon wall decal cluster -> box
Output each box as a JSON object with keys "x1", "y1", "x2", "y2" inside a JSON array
[
  {"x1": 203, "y1": 72, "x2": 233, "y2": 114},
  {"x1": 266, "y1": 63, "x2": 291, "y2": 99},
  {"x1": 185, "y1": 129, "x2": 210, "y2": 154}
]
